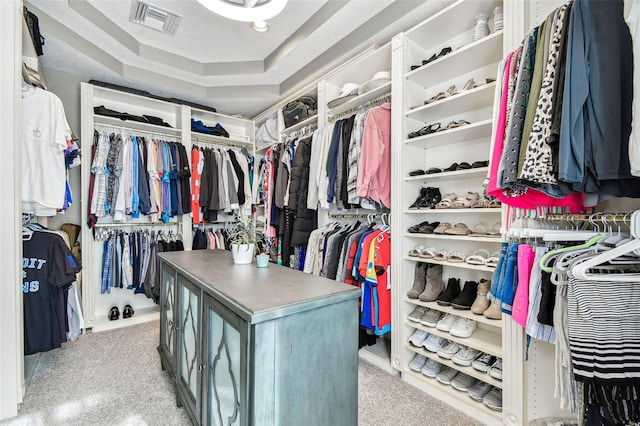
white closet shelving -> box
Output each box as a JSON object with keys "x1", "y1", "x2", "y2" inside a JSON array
[
  {"x1": 80, "y1": 82, "x2": 254, "y2": 332},
  {"x1": 391, "y1": 1, "x2": 507, "y2": 424}
]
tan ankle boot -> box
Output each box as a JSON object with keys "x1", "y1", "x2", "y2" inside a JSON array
[
  {"x1": 471, "y1": 279, "x2": 491, "y2": 314},
  {"x1": 407, "y1": 262, "x2": 427, "y2": 299},
  {"x1": 483, "y1": 301, "x2": 502, "y2": 320}
]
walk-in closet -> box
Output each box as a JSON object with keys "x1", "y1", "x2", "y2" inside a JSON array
[{"x1": 3, "y1": 0, "x2": 640, "y2": 425}]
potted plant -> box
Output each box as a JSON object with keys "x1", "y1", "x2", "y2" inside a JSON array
[
  {"x1": 255, "y1": 236, "x2": 272, "y2": 268},
  {"x1": 229, "y1": 216, "x2": 257, "y2": 264}
]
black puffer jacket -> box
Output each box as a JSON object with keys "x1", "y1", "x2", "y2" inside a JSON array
[{"x1": 288, "y1": 137, "x2": 317, "y2": 246}]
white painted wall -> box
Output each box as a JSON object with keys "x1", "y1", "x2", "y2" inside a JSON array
[{"x1": 0, "y1": 0, "x2": 25, "y2": 420}]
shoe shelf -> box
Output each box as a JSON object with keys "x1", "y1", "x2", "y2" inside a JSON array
[
  {"x1": 405, "y1": 31, "x2": 503, "y2": 88},
  {"x1": 404, "y1": 319, "x2": 502, "y2": 358},
  {"x1": 404, "y1": 207, "x2": 500, "y2": 214},
  {"x1": 403, "y1": 0, "x2": 503, "y2": 49},
  {"x1": 404, "y1": 167, "x2": 490, "y2": 182},
  {"x1": 404, "y1": 119, "x2": 493, "y2": 148},
  {"x1": 405, "y1": 297, "x2": 502, "y2": 329},
  {"x1": 405, "y1": 344, "x2": 503, "y2": 389},
  {"x1": 405, "y1": 82, "x2": 496, "y2": 123},
  {"x1": 404, "y1": 255, "x2": 497, "y2": 273},
  {"x1": 93, "y1": 115, "x2": 183, "y2": 138},
  {"x1": 403, "y1": 233, "x2": 502, "y2": 243},
  {"x1": 402, "y1": 369, "x2": 502, "y2": 423},
  {"x1": 282, "y1": 114, "x2": 318, "y2": 134},
  {"x1": 327, "y1": 81, "x2": 391, "y2": 118}
]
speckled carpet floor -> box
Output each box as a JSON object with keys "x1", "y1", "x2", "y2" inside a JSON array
[{"x1": 1, "y1": 321, "x2": 481, "y2": 426}]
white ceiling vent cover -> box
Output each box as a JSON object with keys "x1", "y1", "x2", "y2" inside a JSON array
[{"x1": 129, "y1": 1, "x2": 182, "y2": 35}]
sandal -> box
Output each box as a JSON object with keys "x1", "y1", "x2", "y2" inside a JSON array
[
  {"x1": 408, "y1": 245, "x2": 426, "y2": 257},
  {"x1": 432, "y1": 222, "x2": 452, "y2": 234},
  {"x1": 485, "y1": 252, "x2": 500, "y2": 268},
  {"x1": 448, "y1": 251, "x2": 467, "y2": 263},
  {"x1": 424, "y1": 92, "x2": 447, "y2": 104},
  {"x1": 419, "y1": 247, "x2": 437, "y2": 259},
  {"x1": 408, "y1": 122, "x2": 442, "y2": 138},
  {"x1": 466, "y1": 249, "x2": 491, "y2": 265},
  {"x1": 435, "y1": 193, "x2": 457, "y2": 209},
  {"x1": 462, "y1": 78, "x2": 478, "y2": 91},
  {"x1": 408, "y1": 221, "x2": 430, "y2": 233},
  {"x1": 488, "y1": 198, "x2": 501, "y2": 208},
  {"x1": 470, "y1": 195, "x2": 492, "y2": 208},
  {"x1": 444, "y1": 223, "x2": 471, "y2": 235},
  {"x1": 469, "y1": 222, "x2": 490, "y2": 236},
  {"x1": 433, "y1": 249, "x2": 451, "y2": 261},
  {"x1": 452, "y1": 191, "x2": 480, "y2": 208},
  {"x1": 418, "y1": 221, "x2": 441, "y2": 234},
  {"x1": 488, "y1": 223, "x2": 502, "y2": 237}
]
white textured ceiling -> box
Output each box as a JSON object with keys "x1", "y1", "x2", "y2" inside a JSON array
[{"x1": 26, "y1": 0, "x2": 455, "y2": 117}]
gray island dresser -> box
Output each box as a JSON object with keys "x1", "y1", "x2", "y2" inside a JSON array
[{"x1": 157, "y1": 250, "x2": 361, "y2": 426}]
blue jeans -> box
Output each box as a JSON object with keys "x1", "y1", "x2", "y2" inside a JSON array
[
  {"x1": 489, "y1": 242, "x2": 509, "y2": 303},
  {"x1": 500, "y1": 243, "x2": 519, "y2": 314}
]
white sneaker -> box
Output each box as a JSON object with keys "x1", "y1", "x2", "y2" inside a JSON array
[
  {"x1": 437, "y1": 340, "x2": 461, "y2": 360},
  {"x1": 409, "y1": 353, "x2": 428, "y2": 372},
  {"x1": 449, "y1": 317, "x2": 477, "y2": 338},
  {"x1": 420, "y1": 358, "x2": 443, "y2": 378},
  {"x1": 436, "y1": 314, "x2": 457, "y2": 332},
  {"x1": 408, "y1": 329, "x2": 429, "y2": 347},
  {"x1": 488, "y1": 358, "x2": 502, "y2": 381},
  {"x1": 452, "y1": 346, "x2": 480, "y2": 367},
  {"x1": 435, "y1": 367, "x2": 458, "y2": 385},
  {"x1": 422, "y1": 334, "x2": 446, "y2": 353}
]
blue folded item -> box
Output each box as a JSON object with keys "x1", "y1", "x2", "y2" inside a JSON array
[{"x1": 191, "y1": 118, "x2": 229, "y2": 137}]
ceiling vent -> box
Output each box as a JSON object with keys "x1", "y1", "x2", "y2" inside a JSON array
[{"x1": 129, "y1": 1, "x2": 182, "y2": 35}]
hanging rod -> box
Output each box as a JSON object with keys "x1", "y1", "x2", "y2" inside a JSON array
[
  {"x1": 539, "y1": 212, "x2": 632, "y2": 224},
  {"x1": 94, "y1": 221, "x2": 180, "y2": 228},
  {"x1": 192, "y1": 138, "x2": 252, "y2": 150},
  {"x1": 328, "y1": 92, "x2": 391, "y2": 122},
  {"x1": 328, "y1": 212, "x2": 390, "y2": 219},
  {"x1": 94, "y1": 122, "x2": 181, "y2": 139}
]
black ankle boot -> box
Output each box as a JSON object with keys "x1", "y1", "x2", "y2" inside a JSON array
[
  {"x1": 424, "y1": 187, "x2": 442, "y2": 209},
  {"x1": 409, "y1": 187, "x2": 429, "y2": 209}
]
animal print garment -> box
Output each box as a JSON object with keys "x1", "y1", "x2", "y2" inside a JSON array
[{"x1": 519, "y1": 3, "x2": 569, "y2": 184}]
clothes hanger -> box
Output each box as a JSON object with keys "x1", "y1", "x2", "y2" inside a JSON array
[{"x1": 539, "y1": 233, "x2": 608, "y2": 273}]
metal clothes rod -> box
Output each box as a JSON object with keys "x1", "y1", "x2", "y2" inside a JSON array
[
  {"x1": 94, "y1": 222, "x2": 180, "y2": 228},
  {"x1": 328, "y1": 213, "x2": 390, "y2": 219},
  {"x1": 192, "y1": 138, "x2": 251, "y2": 150},
  {"x1": 328, "y1": 92, "x2": 391, "y2": 122},
  {"x1": 539, "y1": 212, "x2": 632, "y2": 224},
  {"x1": 94, "y1": 122, "x2": 181, "y2": 139}
]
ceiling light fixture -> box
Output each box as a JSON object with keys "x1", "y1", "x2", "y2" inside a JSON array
[
  {"x1": 196, "y1": 0, "x2": 287, "y2": 22},
  {"x1": 251, "y1": 20, "x2": 269, "y2": 32}
]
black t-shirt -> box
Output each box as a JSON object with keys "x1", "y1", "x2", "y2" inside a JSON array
[{"x1": 23, "y1": 232, "x2": 80, "y2": 355}]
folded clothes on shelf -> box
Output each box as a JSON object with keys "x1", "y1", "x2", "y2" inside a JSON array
[{"x1": 191, "y1": 118, "x2": 229, "y2": 137}]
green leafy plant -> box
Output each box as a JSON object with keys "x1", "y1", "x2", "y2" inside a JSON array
[{"x1": 229, "y1": 215, "x2": 257, "y2": 250}]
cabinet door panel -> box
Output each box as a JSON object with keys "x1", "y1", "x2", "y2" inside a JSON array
[
  {"x1": 203, "y1": 295, "x2": 247, "y2": 426},
  {"x1": 161, "y1": 265, "x2": 176, "y2": 360},
  {"x1": 178, "y1": 277, "x2": 201, "y2": 406}
]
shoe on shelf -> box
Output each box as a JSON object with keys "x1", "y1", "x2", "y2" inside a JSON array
[
  {"x1": 436, "y1": 277, "x2": 461, "y2": 306},
  {"x1": 409, "y1": 187, "x2": 429, "y2": 210},
  {"x1": 421, "y1": 358, "x2": 443, "y2": 378},
  {"x1": 408, "y1": 306, "x2": 427, "y2": 323},
  {"x1": 437, "y1": 340, "x2": 462, "y2": 360},
  {"x1": 407, "y1": 262, "x2": 428, "y2": 299},
  {"x1": 449, "y1": 318, "x2": 477, "y2": 338},
  {"x1": 483, "y1": 387, "x2": 503, "y2": 411},
  {"x1": 451, "y1": 372, "x2": 476, "y2": 392},
  {"x1": 422, "y1": 334, "x2": 446, "y2": 352},
  {"x1": 483, "y1": 302, "x2": 503, "y2": 320},
  {"x1": 408, "y1": 329, "x2": 429, "y2": 347},
  {"x1": 109, "y1": 306, "x2": 120, "y2": 321},
  {"x1": 435, "y1": 366, "x2": 458, "y2": 385},
  {"x1": 472, "y1": 352, "x2": 497, "y2": 373},
  {"x1": 420, "y1": 308, "x2": 443, "y2": 328},
  {"x1": 409, "y1": 353, "x2": 428, "y2": 372},
  {"x1": 450, "y1": 281, "x2": 478, "y2": 310},
  {"x1": 488, "y1": 358, "x2": 503, "y2": 381},
  {"x1": 471, "y1": 279, "x2": 492, "y2": 314},
  {"x1": 418, "y1": 264, "x2": 444, "y2": 302},
  {"x1": 122, "y1": 304, "x2": 135, "y2": 319},
  {"x1": 452, "y1": 346, "x2": 480, "y2": 367},
  {"x1": 436, "y1": 314, "x2": 457, "y2": 332},
  {"x1": 468, "y1": 381, "x2": 493, "y2": 402}
]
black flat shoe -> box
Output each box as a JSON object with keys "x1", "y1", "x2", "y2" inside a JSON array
[
  {"x1": 123, "y1": 304, "x2": 135, "y2": 319},
  {"x1": 408, "y1": 221, "x2": 431, "y2": 233},
  {"x1": 109, "y1": 306, "x2": 120, "y2": 321}
]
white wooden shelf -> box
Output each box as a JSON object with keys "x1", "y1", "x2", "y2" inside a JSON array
[
  {"x1": 406, "y1": 82, "x2": 496, "y2": 122},
  {"x1": 405, "y1": 298, "x2": 502, "y2": 329},
  {"x1": 402, "y1": 369, "x2": 503, "y2": 424},
  {"x1": 403, "y1": 233, "x2": 502, "y2": 243},
  {"x1": 327, "y1": 81, "x2": 391, "y2": 118},
  {"x1": 91, "y1": 306, "x2": 160, "y2": 333},
  {"x1": 404, "y1": 208, "x2": 500, "y2": 214},
  {"x1": 405, "y1": 31, "x2": 504, "y2": 88},
  {"x1": 191, "y1": 131, "x2": 253, "y2": 147},
  {"x1": 93, "y1": 115, "x2": 182, "y2": 137},
  {"x1": 359, "y1": 338, "x2": 397, "y2": 375},
  {"x1": 405, "y1": 344, "x2": 503, "y2": 388},
  {"x1": 404, "y1": 255, "x2": 497, "y2": 273},
  {"x1": 282, "y1": 114, "x2": 318, "y2": 134},
  {"x1": 404, "y1": 166, "x2": 490, "y2": 181},
  {"x1": 405, "y1": 119, "x2": 493, "y2": 148},
  {"x1": 404, "y1": 319, "x2": 502, "y2": 358}
]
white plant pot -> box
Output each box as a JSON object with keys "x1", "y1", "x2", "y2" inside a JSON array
[{"x1": 231, "y1": 243, "x2": 255, "y2": 264}]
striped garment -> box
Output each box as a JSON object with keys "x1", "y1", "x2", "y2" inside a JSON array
[{"x1": 567, "y1": 275, "x2": 640, "y2": 384}]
